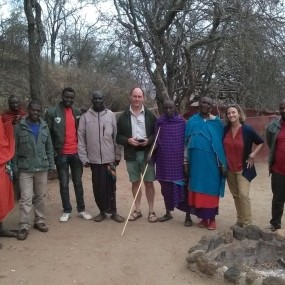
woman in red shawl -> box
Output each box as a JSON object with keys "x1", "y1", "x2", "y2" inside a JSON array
[{"x1": 0, "y1": 115, "x2": 17, "y2": 240}]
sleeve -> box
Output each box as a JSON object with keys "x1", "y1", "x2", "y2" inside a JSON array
[
  {"x1": 266, "y1": 123, "x2": 273, "y2": 149},
  {"x1": 77, "y1": 115, "x2": 89, "y2": 165},
  {"x1": 249, "y1": 126, "x2": 264, "y2": 145},
  {"x1": 12, "y1": 125, "x2": 19, "y2": 173},
  {"x1": 116, "y1": 114, "x2": 129, "y2": 146},
  {"x1": 112, "y1": 113, "x2": 121, "y2": 161},
  {"x1": 45, "y1": 128, "x2": 55, "y2": 170}
]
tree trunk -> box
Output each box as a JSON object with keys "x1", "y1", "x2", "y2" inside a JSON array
[{"x1": 24, "y1": 0, "x2": 46, "y2": 102}]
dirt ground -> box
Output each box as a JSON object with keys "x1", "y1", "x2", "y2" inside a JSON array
[{"x1": 0, "y1": 163, "x2": 276, "y2": 285}]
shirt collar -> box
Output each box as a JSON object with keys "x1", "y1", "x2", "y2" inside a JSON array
[{"x1": 130, "y1": 105, "x2": 144, "y2": 115}]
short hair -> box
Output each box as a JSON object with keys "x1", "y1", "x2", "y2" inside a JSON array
[
  {"x1": 130, "y1": 86, "x2": 145, "y2": 97},
  {"x1": 8, "y1": 95, "x2": 20, "y2": 103},
  {"x1": 224, "y1": 104, "x2": 246, "y2": 125},
  {"x1": 62, "y1": 87, "x2": 75, "y2": 96},
  {"x1": 28, "y1": 100, "x2": 42, "y2": 109}
]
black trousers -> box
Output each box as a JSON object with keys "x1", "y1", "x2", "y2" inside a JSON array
[{"x1": 270, "y1": 172, "x2": 285, "y2": 229}]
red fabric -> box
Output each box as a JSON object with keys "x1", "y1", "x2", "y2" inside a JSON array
[
  {"x1": 1, "y1": 108, "x2": 27, "y2": 125},
  {"x1": 272, "y1": 121, "x2": 285, "y2": 175},
  {"x1": 223, "y1": 127, "x2": 244, "y2": 172},
  {"x1": 188, "y1": 192, "x2": 219, "y2": 208},
  {"x1": 62, "y1": 107, "x2": 77, "y2": 154},
  {"x1": 0, "y1": 116, "x2": 15, "y2": 221}
]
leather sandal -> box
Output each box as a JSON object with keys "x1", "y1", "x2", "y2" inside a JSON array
[
  {"x1": 128, "y1": 210, "x2": 142, "y2": 221},
  {"x1": 148, "y1": 212, "x2": 158, "y2": 223}
]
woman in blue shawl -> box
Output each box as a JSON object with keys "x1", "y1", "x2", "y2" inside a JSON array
[{"x1": 185, "y1": 96, "x2": 227, "y2": 230}]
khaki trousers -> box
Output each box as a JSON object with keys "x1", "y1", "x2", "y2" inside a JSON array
[
  {"x1": 226, "y1": 171, "x2": 251, "y2": 226},
  {"x1": 19, "y1": 171, "x2": 48, "y2": 230}
]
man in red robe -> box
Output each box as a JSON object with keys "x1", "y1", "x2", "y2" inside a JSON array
[{"x1": 0, "y1": 116, "x2": 17, "y2": 244}]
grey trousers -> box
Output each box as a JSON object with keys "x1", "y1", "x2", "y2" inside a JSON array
[{"x1": 19, "y1": 171, "x2": 48, "y2": 230}]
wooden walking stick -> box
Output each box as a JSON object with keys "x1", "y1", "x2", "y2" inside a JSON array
[{"x1": 121, "y1": 127, "x2": 161, "y2": 237}]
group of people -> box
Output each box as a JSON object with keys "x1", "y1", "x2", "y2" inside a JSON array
[{"x1": 0, "y1": 87, "x2": 285, "y2": 244}]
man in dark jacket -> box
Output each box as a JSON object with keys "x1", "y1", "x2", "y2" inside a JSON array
[
  {"x1": 117, "y1": 87, "x2": 157, "y2": 223},
  {"x1": 45, "y1": 87, "x2": 91, "y2": 222},
  {"x1": 266, "y1": 99, "x2": 285, "y2": 232},
  {"x1": 14, "y1": 100, "x2": 55, "y2": 240}
]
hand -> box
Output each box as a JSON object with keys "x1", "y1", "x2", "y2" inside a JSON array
[
  {"x1": 84, "y1": 162, "x2": 90, "y2": 168},
  {"x1": 128, "y1": 137, "x2": 140, "y2": 147},
  {"x1": 138, "y1": 138, "x2": 148, "y2": 147},
  {"x1": 220, "y1": 166, "x2": 228, "y2": 177},
  {"x1": 246, "y1": 156, "x2": 254, "y2": 168},
  {"x1": 183, "y1": 164, "x2": 189, "y2": 178},
  {"x1": 13, "y1": 171, "x2": 19, "y2": 181},
  {"x1": 114, "y1": 160, "x2": 120, "y2": 166}
]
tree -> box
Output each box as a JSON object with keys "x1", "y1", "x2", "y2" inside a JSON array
[
  {"x1": 113, "y1": 0, "x2": 285, "y2": 113},
  {"x1": 24, "y1": 0, "x2": 46, "y2": 101}
]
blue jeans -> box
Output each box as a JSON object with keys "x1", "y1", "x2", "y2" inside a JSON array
[{"x1": 55, "y1": 154, "x2": 85, "y2": 213}]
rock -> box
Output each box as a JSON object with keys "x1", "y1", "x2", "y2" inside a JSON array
[
  {"x1": 233, "y1": 226, "x2": 246, "y2": 240},
  {"x1": 188, "y1": 244, "x2": 207, "y2": 254},
  {"x1": 260, "y1": 229, "x2": 275, "y2": 241},
  {"x1": 275, "y1": 229, "x2": 285, "y2": 241},
  {"x1": 0, "y1": 242, "x2": 2, "y2": 250},
  {"x1": 196, "y1": 256, "x2": 220, "y2": 277},
  {"x1": 206, "y1": 234, "x2": 225, "y2": 252},
  {"x1": 220, "y1": 230, "x2": 234, "y2": 244},
  {"x1": 199, "y1": 235, "x2": 214, "y2": 246},
  {"x1": 213, "y1": 265, "x2": 228, "y2": 281},
  {"x1": 256, "y1": 240, "x2": 280, "y2": 263},
  {"x1": 245, "y1": 225, "x2": 261, "y2": 240},
  {"x1": 186, "y1": 250, "x2": 205, "y2": 264},
  {"x1": 224, "y1": 266, "x2": 242, "y2": 283},
  {"x1": 262, "y1": 276, "x2": 285, "y2": 285},
  {"x1": 246, "y1": 270, "x2": 260, "y2": 285}
]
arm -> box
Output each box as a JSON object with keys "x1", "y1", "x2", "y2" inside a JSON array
[
  {"x1": 116, "y1": 114, "x2": 129, "y2": 146},
  {"x1": 12, "y1": 125, "x2": 19, "y2": 173},
  {"x1": 246, "y1": 127, "x2": 264, "y2": 168},
  {"x1": 77, "y1": 115, "x2": 89, "y2": 166},
  {"x1": 46, "y1": 128, "x2": 55, "y2": 170},
  {"x1": 112, "y1": 113, "x2": 121, "y2": 162}
]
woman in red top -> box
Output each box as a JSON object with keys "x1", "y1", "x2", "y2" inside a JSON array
[{"x1": 223, "y1": 104, "x2": 264, "y2": 227}]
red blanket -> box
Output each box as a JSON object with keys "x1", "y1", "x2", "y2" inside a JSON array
[{"x1": 0, "y1": 116, "x2": 15, "y2": 221}]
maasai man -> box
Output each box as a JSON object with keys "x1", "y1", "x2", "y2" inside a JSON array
[
  {"x1": 2, "y1": 95, "x2": 27, "y2": 201},
  {"x1": 2, "y1": 95, "x2": 27, "y2": 125},
  {"x1": 185, "y1": 96, "x2": 227, "y2": 230},
  {"x1": 78, "y1": 91, "x2": 125, "y2": 223},
  {"x1": 154, "y1": 99, "x2": 192, "y2": 226},
  {"x1": 0, "y1": 115, "x2": 17, "y2": 242}
]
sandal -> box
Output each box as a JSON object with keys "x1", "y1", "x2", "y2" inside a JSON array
[
  {"x1": 148, "y1": 212, "x2": 158, "y2": 223},
  {"x1": 184, "y1": 218, "x2": 193, "y2": 227},
  {"x1": 158, "y1": 214, "x2": 173, "y2": 222},
  {"x1": 128, "y1": 210, "x2": 142, "y2": 221}
]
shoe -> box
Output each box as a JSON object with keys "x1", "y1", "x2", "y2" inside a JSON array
[
  {"x1": 17, "y1": 229, "x2": 28, "y2": 241},
  {"x1": 34, "y1": 223, "x2": 49, "y2": 232},
  {"x1": 59, "y1": 213, "x2": 71, "y2": 222},
  {"x1": 267, "y1": 225, "x2": 279, "y2": 232},
  {"x1": 78, "y1": 211, "x2": 92, "y2": 220},
  {"x1": 230, "y1": 222, "x2": 243, "y2": 229},
  {"x1": 158, "y1": 214, "x2": 173, "y2": 222},
  {"x1": 111, "y1": 213, "x2": 125, "y2": 223},
  {"x1": 93, "y1": 213, "x2": 107, "y2": 222},
  {"x1": 208, "y1": 220, "x2": 216, "y2": 230},
  {"x1": 197, "y1": 219, "x2": 208, "y2": 228}
]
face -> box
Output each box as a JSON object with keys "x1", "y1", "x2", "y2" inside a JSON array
[
  {"x1": 92, "y1": 92, "x2": 104, "y2": 112},
  {"x1": 62, "y1": 91, "x2": 75, "y2": 107},
  {"x1": 28, "y1": 104, "x2": 41, "y2": 122},
  {"x1": 226, "y1": 107, "x2": 240, "y2": 124},
  {"x1": 8, "y1": 97, "x2": 20, "y2": 112},
  {"x1": 163, "y1": 100, "x2": 175, "y2": 118},
  {"x1": 199, "y1": 97, "x2": 213, "y2": 115},
  {"x1": 130, "y1": 88, "x2": 144, "y2": 109},
  {"x1": 279, "y1": 100, "x2": 285, "y2": 121}
]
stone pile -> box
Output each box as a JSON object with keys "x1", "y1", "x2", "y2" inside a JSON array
[{"x1": 186, "y1": 225, "x2": 285, "y2": 285}]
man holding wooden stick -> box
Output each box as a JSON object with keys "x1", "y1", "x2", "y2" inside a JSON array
[{"x1": 116, "y1": 87, "x2": 157, "y2": 223}]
